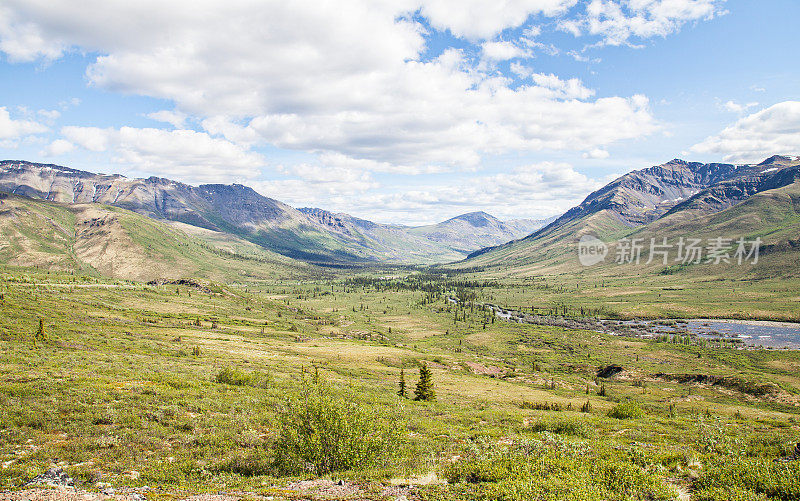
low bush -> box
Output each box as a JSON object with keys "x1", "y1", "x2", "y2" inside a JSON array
[
  {"x1": 440, "y1": 441, "x2": 673, "y2": 501},
  {"x1": 693, "y1": 456, "x2": 800, "y2": 501},
  {"x1": 528, "y1": 418, "x2": 594, "y2": 438},
  {"x1": 521, "y1": 401, "x2": 562, "y2": 411},
  {"x1": 214, "y1": 367, "x2": 270, "y2": 388},
  {"x1": 607, "y1": 400, "x2": 644, "y2": 419},
  {"x1": 272, "y1": 380, "x2": 402, "y2": 475},
  {"x1": 744, "y1": 434, "x2": 792, "y2": 458},
  {"x1": 215, "y1": 449, "x2": 272, "y2": 477}
]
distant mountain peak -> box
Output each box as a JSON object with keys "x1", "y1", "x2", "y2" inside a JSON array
[
  {"x1": 758, "y1": 155, "x2": 797, "y2": 166},
  {"x1": 447, "y1": 211, "x2": 500, "y2": 226},
  {"x1": 1, "y1": 159, "x2": 92, "y2": 176}
]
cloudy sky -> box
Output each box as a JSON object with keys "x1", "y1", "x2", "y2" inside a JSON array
[{"x1": 1, "y1": 0, "x2": 798, "y2": 224}]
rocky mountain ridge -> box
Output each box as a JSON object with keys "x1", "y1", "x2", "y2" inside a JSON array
[
  {"x1": 463, "y1": 155, "x2": 800, "y2": 268},
  {"x1": 0, "y1": 160, "x2": 546, "y2": 264}
]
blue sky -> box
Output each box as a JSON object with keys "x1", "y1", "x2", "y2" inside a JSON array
[{"x1": 1, "y1": 0, "x2": 798, "y2": 224}]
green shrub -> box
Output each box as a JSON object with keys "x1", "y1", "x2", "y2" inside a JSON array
[
  {"x1": 214, "y1": 367, "x2": 269, "y2": 388},
  {"x1": 441, "y1": 441, "x2": 673, "y2": 501},
  {"x1": 696, "y1": 417, "x2": 740, "y2": 455},
  {"x1": 694, "y1": 486, "x2": 768, "y2": 501},
  {"x1": 215, "y1": 449, "x2": 272, "y2": 477},
  {"x1": 520, "y1": 401, "x2": 562, "y2": 411},
  {"x1": 744, "y1": 434, "x2": 792, "y2": 458},
  {"x1": 607, "y1": 400, "x2": 644, "y2": 419},
  {"x1": 272, "y1": 381, "x2": 402, "y2": 475},
  {"x1": 528, "y1": 418, "x2": 594, "y2": 438},
  {"x1": 693, "y1": 456, "x2": 799, "y2": 501}
]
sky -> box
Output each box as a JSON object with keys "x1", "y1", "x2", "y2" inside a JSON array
[{"x1": 0, "y1": 0, "x2": 798, "y2": 225}]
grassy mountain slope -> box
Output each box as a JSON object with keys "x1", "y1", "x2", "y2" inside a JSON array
[
  {"x1": 300, "y1": 208, "x2": 547, "y2": 263},
  {"x1": 0, "y1": 193, "x2": 317, "y2": 282},
  {"x1": 0, "y1": 161, "x2": 543, "y2": 265},
  {"x1": 408, "y1": 211, "x2": 545, "y2": 255},
  {"x1": 0, "y1": 161, "x2": 374, "y2": 264},
  {"x1": 444, "y1": 182, "x2": 800, "y2": 321},
  {"x1": 455, "y1": 157, "x2": 800, "y2": 279},
  {"x1": 299, "y1": 208, "x2": 466, "y2": 263}
]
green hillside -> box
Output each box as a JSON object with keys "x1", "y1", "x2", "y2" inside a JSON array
[
  {"x1": 0, "y1": 193, "x2": 319, "y2": 282},
  {"x1": 456, "y1": 181, "x2": 800, "y2": 280}
]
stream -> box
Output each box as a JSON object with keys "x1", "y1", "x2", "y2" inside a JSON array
[{"x1": 448, "y1": 297, "x2": 800, "y2": 349}]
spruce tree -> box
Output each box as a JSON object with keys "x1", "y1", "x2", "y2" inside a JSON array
[
  {"x1": 414, "y1": 363, "x2": 435, "y2": 401},
  {"x1": 398, "y1": 368, "x2": 407, "y2": 398},
  {"x1": 36, "y1": 318, "x2": 45, "y2": 341}
]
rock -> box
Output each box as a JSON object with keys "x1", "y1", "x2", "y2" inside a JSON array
[
  {"x1": 775, "y1": 442, "x2": 800, "y2": 462},
  {"x1": 24, "y1": 467, "x2": 74, "y2": 488},
  {"x1": 597, "y1": 365, "x2": 624, "y2": 378}
]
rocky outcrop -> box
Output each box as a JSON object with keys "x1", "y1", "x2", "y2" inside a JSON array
[{"x1": 530, "y1": 157, "x2": 800, "y2": 236}]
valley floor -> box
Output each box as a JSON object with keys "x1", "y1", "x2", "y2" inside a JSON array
[{"x1": 0, "y1": 267, "x2": 799, "y2": 500}]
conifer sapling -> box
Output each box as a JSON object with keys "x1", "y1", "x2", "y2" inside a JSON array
[{"x1": 414, "y1": 362, "x2": 435, "y2": 401}]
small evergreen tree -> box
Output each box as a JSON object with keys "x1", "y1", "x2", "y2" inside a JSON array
[
  {"x1": 398, "y1": 368, "x2": 407, "y2": 398},
  {"x1": 35, "y1": 318, "x2": 45, "y2": 341},
  {"x1": 414, "y1": 363, "x2": 435, "y2": 401}
]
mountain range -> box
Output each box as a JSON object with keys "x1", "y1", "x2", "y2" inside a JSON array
[
  {"x1": 2, "y1": 155, "x2": 798, "y2": 281},
  {"x1": 0, "y1": 160, "x2": 545, "y2": 269},
  {"x1": 460, "y1": 155, "x2": 800, "y2": 278}
]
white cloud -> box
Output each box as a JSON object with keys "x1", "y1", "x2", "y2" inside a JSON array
[
  {"x1": 419, "y1": 0, "x2": 577, "y2": 40},
  {"x1": 58, "y1": 97, "x2": 81, "y2": 110},
  {"x1": 37, "y1": 109, "x2": 61, "y2": 124},
  {"x1": 371, "y1": 162, "x2": 603, "y2": 224},
  {"x1": 263, "y1": 161, "x2": 604, "y2": 224},
  {"x1": 42, "y1": 138, "x2": 75, "y2": 156},
  {"x1": 721, "y1": 100, "x2": 758, "y2": 113},
  {"x1": 60, "y1": 126, "x2": 265, "y2": 183},
  {"x1": 529, "y1": 73, "x2": 596, "y2": 99},
  {"x1": 0, "y1": 0, "x2": 657, "y2": 173},
  {"x1": 0, "y1": 106, "x2": 48, "y2": 143},
  {"x1": 0, "y1": 5, "x2": 65, "y2": 61},
  {"x1": 147, "y1": 110, "x2": 187, "y2": 128},
  {"x1": 561, "y1": 0, "x2": 727, "y2": 46},
  {"x1": 254, "y1": 163, "x2": 379, "y2": 204},
  {"x1": 201, "y1": 117, "x2": 261, "y2": 147},
  {"x1": 318, "y1": 152, "x2": 448, "y2": 175},
  {"x1": 690, "y1": 101, "x2": 800, "y2": 163},
  {"x1": 582, "y1": 148, "x2": 610, "y2": 159},
  {"x1": 481, "y1": 40, "x2": 529, "y2": 61}
]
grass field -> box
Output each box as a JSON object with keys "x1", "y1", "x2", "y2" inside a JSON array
[{"x1": 1, "y1": 268, "x2": 798, "y2": 500}]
